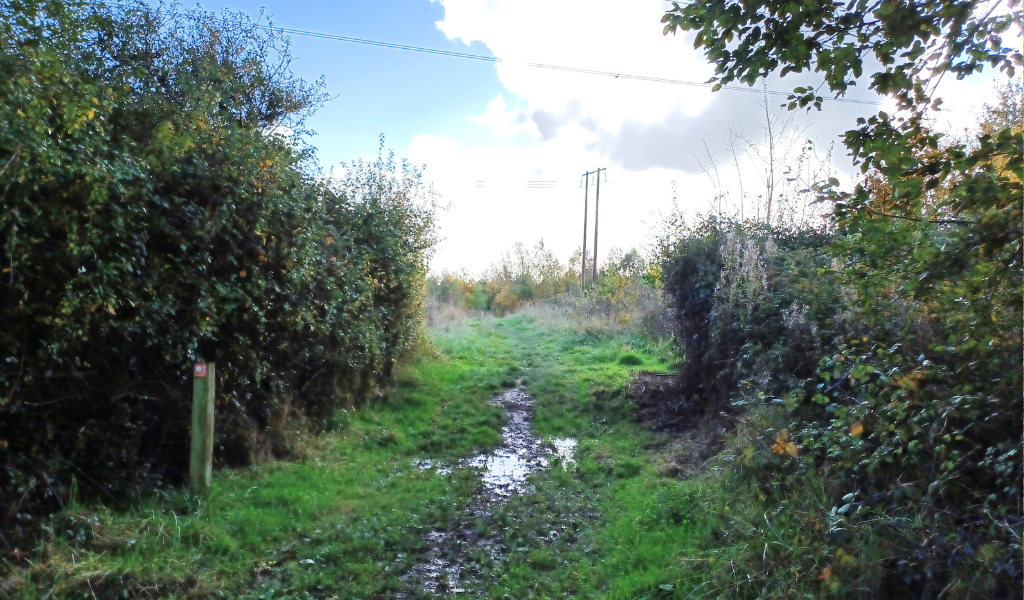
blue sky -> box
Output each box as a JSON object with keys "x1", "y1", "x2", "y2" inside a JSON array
[
  {"x1": 175, "y1": 0, "x2": 1008, "y2": 273},
  {"x1": 189, "y1": 0, "x2": 504, "y2": 165}
]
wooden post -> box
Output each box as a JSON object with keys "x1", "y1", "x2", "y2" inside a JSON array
[
  {"x1": 190, "y1": 361, "x2": 215, "y2": 494},
  {"x1": 581, "y1": 172, "x2": 589, "y2": 291},
  {"x1": 593, "y1": 169, "x2": 602, "y2": 285}
]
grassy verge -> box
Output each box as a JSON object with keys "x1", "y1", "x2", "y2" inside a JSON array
[{"x1": 5, "y1": 308, "x2": 730, "y2": 599}]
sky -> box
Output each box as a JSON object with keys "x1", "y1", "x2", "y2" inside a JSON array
[{"x1": 177, "y1": 0, "x2": 1011, "y2": 274}]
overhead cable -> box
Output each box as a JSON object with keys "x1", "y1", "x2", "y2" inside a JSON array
[
  {"x1": 85, "y1": 2, "x2": 882, "y2": 108},
  {"x1": 260, "y1": 25, "x2": 882, "y2": 107}
]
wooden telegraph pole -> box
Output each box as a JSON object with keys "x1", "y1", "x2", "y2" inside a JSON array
[
  {"x1": 581, "y1": 172, "x2": 590, "y2": 291},
  {"x1": 190, "y1": 361, "x2": 215, "y2": 494},
  {"x1": 592, "y1": 168, "x2": 606, "y2": 285},
  {"x1": 581, "y1": 168, "x2": 606, "y2": 289}
]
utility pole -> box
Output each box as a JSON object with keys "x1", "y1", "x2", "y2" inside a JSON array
[
  {"x1": 592, "y1": 168, "x2": 606, "y2": 285},
  {"x1": 581, "y1": 172, "x2": 590, "y2": 291},
  {"x1": 581, "y1": 168, "x2": 606, "y2": 290}
]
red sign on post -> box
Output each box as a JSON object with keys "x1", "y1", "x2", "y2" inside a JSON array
[{"x1": 194, "y1": 362, "x2": 208, "y2": 378}]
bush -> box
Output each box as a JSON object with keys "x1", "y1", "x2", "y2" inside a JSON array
[
  {"x1": 658, "y1": 216, "x2": 841, "y2": 408},
  {"x1": 426, "y1": 242, "x2": 664, "y2": 326},
  {"x1": 659, "y1": 200, "x2": 1021, "y2": 595},
  {"x1": 0, "y1": 0, "x2": 435, "y2": 538}
]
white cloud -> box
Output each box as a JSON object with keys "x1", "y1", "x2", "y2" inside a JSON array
[
  {"x1": 466, "y1": 94, "x2": 536, "y2": 137},
  {"x1": 410, "y1": 129, "x2": 714, "y2": 274},
  {"x1": 421, "y1": 0, "x2": 1013, "y2": 273},
  {"x1": 434, "y1": 0, "x2": 714, "y2": 132}
]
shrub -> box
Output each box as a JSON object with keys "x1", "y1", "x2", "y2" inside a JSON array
[
  {"x1": 658, "y1": 216, "x2": 841, "y2": 408},
  {"x1": 662, "y1": 0, "x2": 1023, "y2": 589},
  {"x1": 0, "y1": 0, "x2": 435, "y2": 537},
  {"x1": 659, "y1": 193, "x2": 1021, "y2": 595}
]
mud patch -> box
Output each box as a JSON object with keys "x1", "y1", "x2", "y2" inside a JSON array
[
  {"x1": 468, "y1": 384, "x2": 567, "y2": 499},
  {"x1": 631, "y1": 372, "x2": 692, "y2": 432},
  {"x1": 630, "y1": 372, "x2": 730, "y2": 477},
  {"x1": 401, "y1": 382, "x2": 576, "y2": 596},
  {"x1": 398, "y1": 529, "x2": 495, "y2": 595}
]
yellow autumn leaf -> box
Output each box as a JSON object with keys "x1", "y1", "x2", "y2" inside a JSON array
[
  {"x1": 771, "y1": 430, "x2": 797, "y2": 456},
  {"x1": 850, "y1": 421, "x2": 864, "y2": 436}
]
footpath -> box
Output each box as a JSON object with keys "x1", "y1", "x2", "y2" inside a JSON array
[{"x1": 9, "y1": 313, "x2": 712, "y2": 600}]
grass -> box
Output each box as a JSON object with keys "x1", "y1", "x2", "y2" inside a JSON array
[{"x1": 4, "y1": 307, "x2": 728, "y2": 599}]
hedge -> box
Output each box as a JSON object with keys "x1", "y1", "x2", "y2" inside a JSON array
[{"x1": 0, "y1": 0, "x2": 435, "y2": 542}]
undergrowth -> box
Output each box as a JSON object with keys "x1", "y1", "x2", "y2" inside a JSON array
[{"x1": 2, "y1": 305, "x2": 722, "y2": 600}]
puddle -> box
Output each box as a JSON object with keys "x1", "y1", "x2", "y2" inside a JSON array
[
  {"x1": 550, "y1": 437, "x2": 578, "y2": 467},
  {"x1": 402, "y1": 382, "x2": 577, "y2": 596},
  {"x1": 468, "y1": 384, "x2": 551, "y2": 499},
  {"x1": 412, "y1": 384, "x2": 577, "y2": 496},
  {"x1": 414, "y1": 459, "x2": 453, "y2": 475}
]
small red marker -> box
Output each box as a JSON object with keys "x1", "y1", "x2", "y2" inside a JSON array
[{"x1": 194, "y1": 362, "x2": 208, "y2": 378}]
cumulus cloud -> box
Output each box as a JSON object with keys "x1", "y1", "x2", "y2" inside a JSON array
[
  {"x1": 420, "y1": 0, "x2": 1007, "y2": 272},
  {"x1": 467, "y1": 94, "x2": 536, "y2": 137},
  {"x1": 409, "y1": 127, "x2": 713, "y2": 274}
]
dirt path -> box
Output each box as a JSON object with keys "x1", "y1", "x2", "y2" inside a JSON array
[{"x1": 399, "y1": 381, "x2": 576, "y2": 596}]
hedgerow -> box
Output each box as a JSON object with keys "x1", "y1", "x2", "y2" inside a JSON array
[
  {"x1": 0, "y1": 0, "x2": 435, "y2": 544},
  {"x1": 658, "y1": 120, "x2": 1022, "y2": 595},
  {"x1": 659, "y1": 0, "x2": 1022, "y2": 592},
  {"x1": 427, "y1": 241, "x2": 660, "y2": 319}
]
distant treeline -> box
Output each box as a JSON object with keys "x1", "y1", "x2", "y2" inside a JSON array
[
  {"x1": 0, "y1": 0, "x2": 434, "y2": 536},
  {"x1": 427, "y1": 241, "x2": 656, "y2": 315}
]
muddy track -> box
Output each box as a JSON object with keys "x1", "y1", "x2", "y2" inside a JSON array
[{"x1": 398, "y1": 382, "x2": 575, "y2": 597}]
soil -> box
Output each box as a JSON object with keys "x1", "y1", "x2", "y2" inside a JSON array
[
  {"x1": 629, "y1": 371, "x2": 731, "y2": 478},
  {"x1": 399, "y1": 382, "x2": 576, "y2": 597},
  {"x1": 397, "y1": 371, "x2": 731, "y2": 596}
]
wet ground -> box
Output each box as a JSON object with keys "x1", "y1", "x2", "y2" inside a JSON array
[
  {"x1": 630, "y1": 371, "x2": 730, "y2": 477},
  {"x1": 399, "y1": 382, "x2": 576, "y2": 597}
]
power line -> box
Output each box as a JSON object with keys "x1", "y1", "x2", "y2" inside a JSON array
[
  {"x1": 269, "y1": 26, "x2": 501, "y2": 63},
  {"x1": 90, "y1": 2, "x2": 988, "y2": 114},
  {"x1": 259, "y1": 25, "x2": 882, "y2": 107},
  {"x1": 524, "y1": 62, "x2": 881, "y2": 105},
  {"x1": 88, "y1": 2, "x2": 882, "y2": 107}
]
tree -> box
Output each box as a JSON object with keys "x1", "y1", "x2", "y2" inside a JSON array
[
  {"x1": 663, "y1": 1, "x2": 1022, "y2": 594},
  {"x1": 663, "y1": 0, "x2": 1020, "y2": 110},
  {"x1": 663, "y1": 0, "x2": 1023, "y2": 424},
  {"x1": 695, "y1": 86, "x2": 836, "y2": 225},
  {"x1": 662, "y1": 0, "x2": 1022, "y2": 232}
]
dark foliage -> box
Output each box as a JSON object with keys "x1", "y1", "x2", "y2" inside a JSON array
[
  {"x1": 659, "y1": 216, "x2": 838, "y2": 408},
  {"x1": 659, "y1": 206, "x2": 1021, "y2": 596},
  {"x1": 661, "y1": 0, "x2": 1021, "y2": 594},
  {"x1": 0, "y1": 0, "x2": 435, "y2": 547}
]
